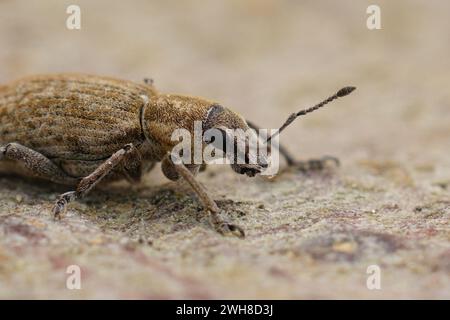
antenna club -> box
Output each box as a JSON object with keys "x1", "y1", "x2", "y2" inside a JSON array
[
  {"x1": 266, "y1": 85, "x2": 357, "y2": 143},
  {"x1": 337, "y1": 86, "x2": 356, "y2": 97}
]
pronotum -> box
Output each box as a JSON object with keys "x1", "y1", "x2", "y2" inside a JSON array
[{"x1": 0, "y1": 74, "x2": 355, "y2": 237}]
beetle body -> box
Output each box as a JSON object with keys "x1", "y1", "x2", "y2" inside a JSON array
[
  {"x1": 0, "y1": 74, "x2": 253, "y2": 185},
  {"x1": 0, "y1": 73, "x2": 354, "y2": 237}
]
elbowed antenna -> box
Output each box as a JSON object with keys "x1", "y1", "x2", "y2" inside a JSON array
[{"x1": 266, "y1": 86, "x2": 356, "y2": 143}]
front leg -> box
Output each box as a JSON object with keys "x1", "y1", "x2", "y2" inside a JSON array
[
  {"x1": 53, "y1": 143, "x2": 138, "y2": 218},
  {"x1": 164, "y1": 153, "x2": 245, "y2": 238},
  {"x1": 292, "y1": 155, "x2": 340, "y2": 172},
  {"x1": 246, "y1": 119, "x2": 339, "y2": 171}
]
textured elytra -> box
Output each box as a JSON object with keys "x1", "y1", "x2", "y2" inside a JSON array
[
  {"x1": 0, "y1": 73, "x2": 250, "y2": 182},
  {"x1": 0, "y1": 74, "x2": 155, "y2": 161},
  {"x1": 0, "y1": 73, "x2": 252, "y2": 238}
]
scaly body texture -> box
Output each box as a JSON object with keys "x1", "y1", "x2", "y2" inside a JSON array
[
  {"x1": 0, "y1": 74, "x2": 219, "y2": 182},
  {"x1": 0, "y1": 73, "x2": 355, "y2": 237}
]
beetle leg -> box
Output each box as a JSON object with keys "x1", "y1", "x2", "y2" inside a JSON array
[
  {"x1": 167, "y1": 153, "x2": 245, "y2": 238},
  {"x1": 246, "y1": 120, "x2": 340, "y2": 171},
  {"x1": 293, "y1": 155, "x2": 340, "y2": 172},
  {"x1": 122, "y1": 144, "x2": 143, "y2": 183},
  {"x1": 53, "y1": 143, "x2": 137, "y2": 219},
  {"x1": 0, "y1": 142, "x2": 78, "y2": 185}
]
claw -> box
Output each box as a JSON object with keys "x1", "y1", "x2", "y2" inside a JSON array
[
  {"x1": 293, "y1": 155, "x2": 340, "y2": 172},
  {"x1": 210, "y1": 211, "x2": 245, "y2": 239},
  {"x1": 53, "y1": 198, "x2": 67, "y2": 220},
  {"x1": 52, "y1": 191, "x2": 76, "y2": 220},
  {"x1": 217, "y1": 222, "x2": 246, "y2": 238},
  {"x1": 321, "y1": 155, "x2": 340, "y2": 167}
]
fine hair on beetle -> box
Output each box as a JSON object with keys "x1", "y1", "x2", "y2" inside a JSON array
[
  {"x1": 168, "y1": 86, "x2": 356, "y2": 176},
  {"x1": 0, "y1": 72, "x2": 356, "y2": 238},
  {"x1": 170, "y1": 122, "x2": 279, "y2": 176}
]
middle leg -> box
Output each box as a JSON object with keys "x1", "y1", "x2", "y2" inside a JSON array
[
  {"x1": 53, "y1": 143, "x2": 139, "y2": 218},
  {"x1": 246, "y1": 119, "x2": 339, "y2": 171}
]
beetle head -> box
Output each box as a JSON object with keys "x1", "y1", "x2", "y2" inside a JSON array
[{"x1": 203, "y1": 105, "x2": 270, "y2": 177}]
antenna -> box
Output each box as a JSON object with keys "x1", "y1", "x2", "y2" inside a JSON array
[{"x1": 266, "y1": 86, "x2": 356, "y2": 143}]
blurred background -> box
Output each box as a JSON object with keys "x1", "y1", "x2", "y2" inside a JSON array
[
  {"x1": 0, "y1": 0, "x2": 448, "y2": 299},
  {"x1": 1, "y1": 0, "x2": 449, "y2": 165}
]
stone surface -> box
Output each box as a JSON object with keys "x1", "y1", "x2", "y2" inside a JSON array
[{"x1": 0, "y1": 0, "x2": 449, "y2": 299}]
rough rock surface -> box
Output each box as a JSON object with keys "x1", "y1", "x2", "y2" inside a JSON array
[{"x1": 0, "y1": 0, "x2": 448, "y2": 299}]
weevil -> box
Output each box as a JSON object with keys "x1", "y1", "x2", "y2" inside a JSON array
[{"x1": 0, "y1": 74, "x2": 355, "y2": 237}]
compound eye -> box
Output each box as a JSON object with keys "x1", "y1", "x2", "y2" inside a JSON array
[{"x1": 204, "y1": 135, "x2": 213, "y2": 144}]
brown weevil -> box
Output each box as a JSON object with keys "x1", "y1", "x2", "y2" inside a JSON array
[{"x1": 0, "y1": 74, "x2": 355, "y2": 238}]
